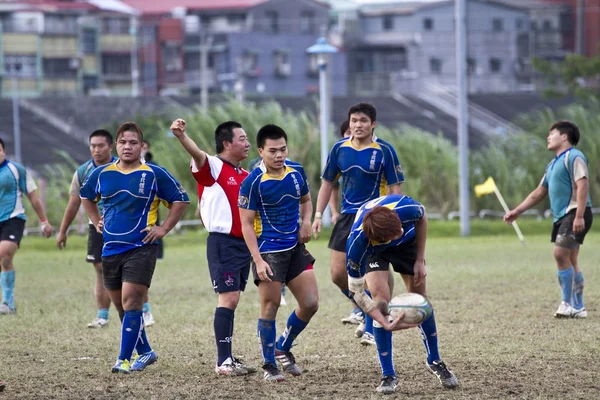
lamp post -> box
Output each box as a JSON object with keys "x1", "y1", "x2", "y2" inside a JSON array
[
  {"x1": 9, "y1": 63, "x2": 22, "y2": 164},
  {"x1": 306, "y1": 36, "x2": 338, "y2": 227}
]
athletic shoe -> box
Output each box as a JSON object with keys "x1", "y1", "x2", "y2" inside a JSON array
[
  {"x1": 355, "y1": 321, "x2": 366, "y2": 338},
  {"x1": 232, "y1": 356, "x2": 257, "y2": 373},
  {"x1": 0, "y1": 381, "x2": 5, "y2": 392},
  {"x1": 376, "y1": 375, "x2": 399, "y2": 394},
  {"x1": 571, "y1": 308, "x2": 587, "y2": 318},
  {"x1": 426, "y1": 360, "x2": 459, "y2": 389},
  {"x1": 143, "y1": 312, "x2": 155, "y2": 327},
  {"x1": 342, "y1": 310, "x2": 364, "y2": 325},
  {"x1": 360, "y1": 332, "x2": 376, "y2": 346},
  {"x1": 0, "y1": 303, "x2": 15, "y2": 315},
  {"x1": 275, "y1": 349, "x2": 303, "y2": 376},
  {"x1": 130, "y1": 351, "x2": 158, "y2": 372},
  {"x1": 554, "y1": 301, "x2": 574, "y2": 318},
  {"x1": 262, "y1": 363, "x2": 285, "y2": 382},
  {"x1": 111, "y1": 359, "x2": 131, "y2": 374},
  {"x1": 215, "y1": 357, "x2": 249, "y2": 376},
  {"x1": 87, "y1": 317, "x2": 108, "y2": 328}
]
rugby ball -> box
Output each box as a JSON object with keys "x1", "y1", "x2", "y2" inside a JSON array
[{"x1": 388, "y1": 293, "x2": 432, "y2": 324}]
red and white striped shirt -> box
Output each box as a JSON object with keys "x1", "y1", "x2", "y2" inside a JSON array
[{"x1": 191, "y1": 155, "x2": 249, "y2": 238}]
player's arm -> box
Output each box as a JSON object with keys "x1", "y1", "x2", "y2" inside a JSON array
[
  {"x1": 57, "y1": 171, "x2": 83, "y2": 248},
  {"x1": 240, "y1": 208, "x2": 273, "y2": 282},
  {"x1": 413, "y1": 211, "x2": 428, "y2": 287},
  {"x1": 26, "y1": 190, "x2": 53, "y2": 238},
  {"x1": 299, "y1": 193, "x2": 313, "y2": 244},
  {"x1": 312, "y1": 179, "x2": 334, "y2": 239},
  {"x1": 170, "y1": 118, "x2": 207, "y2": 169},
  {"x1": 80, "y1": 199, "x2": 101, "y2": 231},
  {"x1": 504, "y1": 184, "x2": 548, "y2": 223},
  {"x1": 387, "y1": 183, "x2": 402, "y2": 195},
  {"x1": 328, "y1": 183, "x2": 340, "y2": 224},
  {"x1": 573, "y1": 176, "x2": 589, "y2": 233},
  {"x1": 142, "y1": 202, "x2": 188, "y2": 244}
]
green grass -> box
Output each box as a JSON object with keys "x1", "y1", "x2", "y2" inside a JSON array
[{"x1": 1, "y1": 233, "x2": 599, "y2": 399}]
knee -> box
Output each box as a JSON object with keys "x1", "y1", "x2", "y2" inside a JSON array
[
  {"x1": 302, "y1": 298, "x2": 319, "y2": 317},
  {"x1": 122, "y1": 293, "x2": 144, "y2": 310},
  {"x1": 331, "y1": 270, "x2": 347, "y2": 290},
  {"x1": 262, "y1": 300, "x2": 280, "y2": 319}
]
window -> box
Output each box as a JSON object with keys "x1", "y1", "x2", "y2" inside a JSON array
[
  {"x1": 242, "y1": 51, "x2": 259, "y2": 75},
  {"x1": 430, "y1": 57, "x2": 442, "y2": 74},
  {"x1": 102, "y1": 18, "x2": 130, "y2": 34},
  {"x1": 489, "y1": 58, "x2": 502, "y2": 73},
  {"x1": 274, "y1": 50, "x2": 291, "y2": 77},
  {"x1": 265, "y1": 11, "x2": 279, "y2": 33},
  {"x1": 162, "y1": 43, "x2": 182, "y2": 72},
  {"x1": 44, "y1": 14, "x2": 76, "y2": 34},
  {"x1": 382, "y1": 50, "x2": 406, "y2": 72},
  {"x1": 4, "y1": 55, "x2": 37, "y2": 78},
  {"x1": 43, "y1": 58, "x2": 76, "y2": 78},
  {"x1": 542, "y1": 20, "x2": 552, "y2": 31},
  {"x1": 467, "y1": 57, "x2": 477, "y2": 75},
  {"x1": 492, "y1": 18, "x2": 503, "y2": 32},
  {"x1": 515, "y1": 18, "x2": 523, "y2": 31},
  {"x1": 300, "y1": 10, "x2": 315, "y2": 34},
  {"x1": 308, "y1": 53, "x2": 320, "y2": 75},
  {"x1": 383, "y1": 15, "x2": 394, "y2": 31},
  {"x1": 102, "y1": 54, "x2": 131, "y2": 78},
  {"x1": 81, "y1": 28, "x2": 97, "y2": 54},
  {"x1": 423, "y1": 18, "x2": 433, "y2": 31}
]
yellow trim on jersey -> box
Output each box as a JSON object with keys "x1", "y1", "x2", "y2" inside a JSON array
[
  {"x1": 254, "y1": 213, "x2": 263, "y2": 237},
  {"x1": 260, "y1": 166, "x2": 297, "y2": 182},
  {"x1": 379, "y1": 177, "x2": 387, "y2": 196},
  {"x1": 340, "y1": 139, "x2": 382, "y2": 150},
  {"x1": 104, "y1": 162, "x2": 153, "y2": 174},
  {"x1": 147, "y1": 197, "x2": 161, "y2": 227}
]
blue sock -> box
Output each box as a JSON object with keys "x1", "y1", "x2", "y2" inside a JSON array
[
  {"x1": 215, "y1": 307, "x2": 235, "y2": 365},
  {"x1": 374, "y1": 326, "x2": 395, "y2": 377},
  {"x1": 352, "y1": 307, "x2": 362, "y2": 315},
  {"x1": 276, "y1": 311, "x2": 308, "y2": 352},
  {"x1": 142, "y1": 302, "x2": 151, "y2": 313},
  {"x1": 119, "y1": 310, "x2": 143, "y2": 362},
  {"x1": 573, "y1": 271, "x2": 585, "y2": 309},
  {"x1": 97, "y1": 308, "x2": 109, "y2": 320},
  {"x1": 342, "y1": 289, "x2": 353, "y2": 300},
  {"x1": 135, "y1": 326, "x2": 152, "y2": 355},
  {"x1": 0, "y1": 271, "x2": 15, "y2": 309},
  {"x1": 257, "y1": 318, "x2": 276, "y2": 365},
  {"x1": 419, "y1": 311, "x2": 440, "y2": 365},
  {"x1": 558, "y1": 267, "x2": 574, "y2": 304},
  {"x1": 364, "y1": 290, "x2": 374, "y2": 335}
]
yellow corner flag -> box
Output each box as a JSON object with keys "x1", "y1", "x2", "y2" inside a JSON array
[{"x1": 474, "y1": 177, "x2": 497, "y2": 197}]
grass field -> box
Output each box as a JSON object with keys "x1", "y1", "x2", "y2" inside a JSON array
[{"x1": 1, "y1": 231, "x2": 599, "y2": 399}]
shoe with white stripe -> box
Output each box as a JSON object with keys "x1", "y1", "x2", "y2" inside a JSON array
[
  {"x1": 215, "y1": 357, "x2": 249, "y2": 376},
  {"x1": 130, "y1": 351, "x2": 158, "y2": 372},
  {"x1": 554, "y1": 301, "x2": 574, "y2": 318},
  {"x1": 275, "y1": 349, "x2": 303, "y2": 376},
  {"x1": 426, "y1": 360, "x2": 458, "y2": 389},
  {"x1": 87, "y1": 317, "x2": 108, "y2": 328},
  {"x1": 571, "y1": 308, "x2": 587, "y2": 318}
]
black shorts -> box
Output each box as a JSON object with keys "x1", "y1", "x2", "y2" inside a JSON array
[
  {"x1": 207, "y1": 233, "x2": 251, "y2": 293},
  {"x1": 253, "y1": 243, "x2": 315, "y2": 286},
  {"x1": 102, "y1": 245, "x2": 158, "y2": 290},
  {"x1": 86, "y1": 224, "x2": 104, "y2": 264},
  {"x1": 367, "y1": 239, "x2": 418, "y2": 276},
  {"x1": 551, "y1": 207, "x2": 593, "y2": 246},
  {"x1": 0, "y1": 218, "x2": 25, "y2": 246},
  {"x1": 328, "y1": 213, "x2": 356, "y2": 252}
]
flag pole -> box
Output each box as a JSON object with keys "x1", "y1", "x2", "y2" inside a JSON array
[{"x1": 493, "y1": 186, "x2": 526, "y2": 246}]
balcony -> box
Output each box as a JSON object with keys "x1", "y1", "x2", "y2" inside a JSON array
[
  {"x1": 100, "y1": 35, "x2": 135, "y2": 54},
  {"x1": 42, "y1": 78, "x2": 78, "y2": 93},
  {"x1": 2, "y1": 34, "x2": 38, "y2": 54},
  {"x1": 82, "y1": 55, "x2": 98, "y2": 75},
  {"x1": 41, "y1": 37, "x2": 77, "y2": 57}
]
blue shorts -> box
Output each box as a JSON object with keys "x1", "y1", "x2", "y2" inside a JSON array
[{"x1": 207, "y1": 233, "x2": 251, "y2": 293}]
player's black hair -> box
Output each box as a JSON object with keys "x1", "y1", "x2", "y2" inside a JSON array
[
  {"x1": 215, "y1": 121, "x2": 243, "y2": 153},
  {"x1": 0, "y1": 138, "x2": 4, "y2": 151},
  {"x1": 116, "y1": 122, "x2": 143, "y2": 141},
  {"x1": 550, "y1": 120, "x2": 580, "y2": 146},
  {"x1": 347, "y1": 103, "x2": 377, "y2": 123},
  {"x1": 339, "y1": 119, "x2": 350, "y2": 138},
  {"x1": 89, "y1": 129, "x2": 113, "y2": 145},
  {"x1": 256, "y1": 124, "x2": 287, "y2": 149}
]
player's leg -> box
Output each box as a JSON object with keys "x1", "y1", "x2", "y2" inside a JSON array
[
  {"x1": 276, "y1": 246, "x2": 318, "y2": 376},
  {"x1": 570, "y1": 247, "x2": 586, "y2": 317},
  {"x1": 87, "y1": 225, "x2": 110, "y2": 327},
  {"x1": 553, "y1": 243, "x2": 575, "y2": 317},
  {"x1": 0, "y1": 240, "x2": 18, "y2": 314},
  {"x1": 142, "y1": 292, "x2": 154, "y2": 327}
]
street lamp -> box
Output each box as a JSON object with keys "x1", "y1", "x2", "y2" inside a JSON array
[
  {"x1": 8, "y1": 63, "x2": 22, "y2": 164},
  {"x1": 306, "y1": 36, "x2": 338, "y2": 227}
]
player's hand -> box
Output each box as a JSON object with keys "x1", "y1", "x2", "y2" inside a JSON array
[
  {"x1": 312, "y1": 218, "x2": 322, "y2": 240},
  {"x1": 331, "y1": 212, "x2": 340, "y2": 225},
  {"x1": 40, "y1": 221, "x2": 53, "y2": 238},
  {"x1": 255, "y1": 258, "x2": 273, "y2": 282},
  {"x1": 56, "y1": 231, "x2": 67, "y2": 249},
  {"x1": 572, "y1": 216, "x2": 585, "y2": 233},
  {"x1": 503, "y1": 209, "x2": 519, "y2": 224},
  {"x1": 169, "y1": 119, "x2": 186, "y2": 138},
  {"x1": 96, "y1": 217, "x2": 104, "y2": 233},
  {"x1": 141, "y1": 225, "x2": 167, "y2": 244},
  {"x1": 299, "y1": 220, "x2": 312, "y2": 243},
  {"x1": 413, "y1": 260, "x2": 427, "y2": 287},
  {"x1": 384, "y1": 312, "x2": 420, "y2": 332}
]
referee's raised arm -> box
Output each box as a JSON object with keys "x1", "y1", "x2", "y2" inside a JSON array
[{"x1": 170, "y1": 119, "x2": 207, "y2": 169}]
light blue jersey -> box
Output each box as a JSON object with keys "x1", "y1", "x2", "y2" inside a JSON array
[
  {"x1": 238, "y1": 160, "x2": 309, "y2": 253},
  {"x1": 322, "y1": 136, "x2": 404, "y2": 214},
  {"x1": 541, "y1": 148, "x2": 592, "y2": 222},
  {"x1": 0, "y1": 160, "x2": 37, "y2": 222},
  {"x1": 80, "y1": 160, "x2": 189, "y2": 257},
  {"x1": 69, "y1": 157, "x2": 118, "y2": 213},
  {"x1": 346, "y1": 194, "x2": 425, "y2": 279}
]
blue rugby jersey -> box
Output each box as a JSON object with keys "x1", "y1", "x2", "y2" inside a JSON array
[
  {"x1": 0, "y1": 160, "x2": 37, "y2": 222},
  {"x1": 541, "y1": 148, "x2": 592, "y2": 222},
  {"x1": 238, "y1": 160, "x2": 309, "y2": 253},
  {"x1": 69, "y1": 157, "x2": 118, "y2": 214},
  {"x1": 346, "y1": 194, "x2": 425, "y2": 279},
  {"x1": 80, "y1": 160, "x2": 189, "y2": 257},
  {"x1": 322, "y1": 136, "x2": 404, "y2": 214}
]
